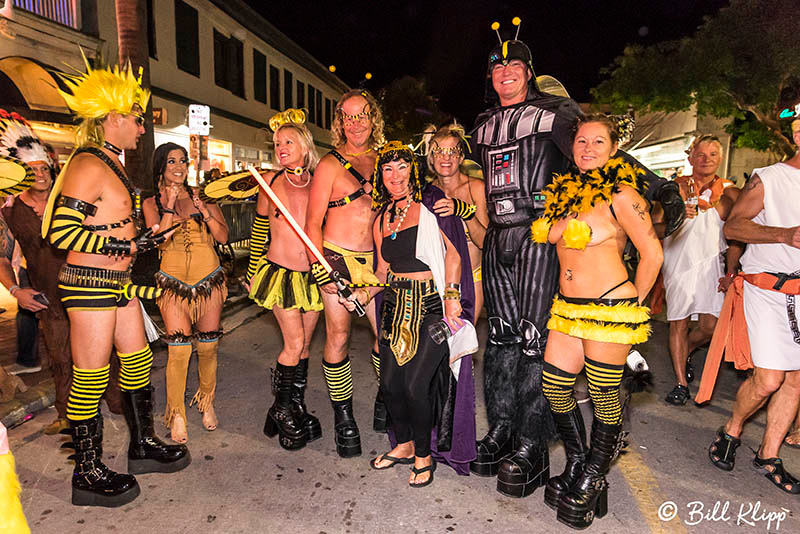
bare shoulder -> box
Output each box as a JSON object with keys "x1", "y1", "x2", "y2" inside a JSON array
[
  {"x1": 613, "y1": 184, "x2": 646, "y2": 204},
  {"x1": 142, "y1": 196, "x2": 156, "y2": 210},
  {"x1": 612, "y1": 185, "x2": 649, "y2": 221},
  {"x1": 313, "y1": 153, "x2": 341, "y2": 179},
  {"x1": 743, "y1": 174, "x2": 762, "y2": 192},
  {"x1": 468, "y1": 177, "x2": 486, "y2": 199}
]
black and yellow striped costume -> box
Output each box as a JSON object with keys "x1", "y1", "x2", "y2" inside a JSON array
[
  {"x1": 58, "y1": 264, "x2": 161, "y2": 311},
  {"x1": 547, "y1": 294, "x2": 651, "y2": 345}
]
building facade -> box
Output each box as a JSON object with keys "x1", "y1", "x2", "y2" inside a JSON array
[{"x1": 1, "y1": 0, "x2": 348, "y2": 175}]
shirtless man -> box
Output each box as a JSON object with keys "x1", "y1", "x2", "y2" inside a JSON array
[
  {"x1": 305, "y1": 89, "x2": 386, "y2": 458},
  {"x1": 43, "y1": 61, "x2": 188, "y2": 507},
  {"x1": 427, "y1": 122, "x2": 489, "y2": 316},
  {"x1": 246, "y1": 111, "x2": 322, "y2": 452}
]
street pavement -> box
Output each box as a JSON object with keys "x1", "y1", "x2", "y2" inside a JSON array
[{"x1": 7, "y1": 307, "x2": 800, "y2": 534}]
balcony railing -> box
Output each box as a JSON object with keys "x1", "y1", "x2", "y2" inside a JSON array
[{"x1": 13, "y1": 0, "x2": 79, "y2": 30}]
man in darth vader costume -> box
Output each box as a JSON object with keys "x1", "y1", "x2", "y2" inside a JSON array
[{"x1": 470, "y1": 34, "x2": 684, "y2": 498}]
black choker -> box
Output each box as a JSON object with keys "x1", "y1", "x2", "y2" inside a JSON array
[{"x1": 103, "y1": 141, "x2": 123, "y2": 156}]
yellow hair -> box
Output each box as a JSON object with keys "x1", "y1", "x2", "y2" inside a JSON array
[
  {"x1": 0, "y1": 451, "x2": 30, "y2": 534},
  {"x1": 57, "y1": 51, "x2": 150, "y2": 146}
]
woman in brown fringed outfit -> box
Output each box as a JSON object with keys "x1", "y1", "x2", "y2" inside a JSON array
[{"x1": 143, "y1": 143, "x2": 229, "y2": 443}]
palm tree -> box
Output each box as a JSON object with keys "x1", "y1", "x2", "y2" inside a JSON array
[{"x1": 115, "y1": 0, "x2": 153, "y2": 191}]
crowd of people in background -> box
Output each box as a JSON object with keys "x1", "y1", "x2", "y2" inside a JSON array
[{"x1": 1, "y1": 23, "x2": 799, "y2": 534}]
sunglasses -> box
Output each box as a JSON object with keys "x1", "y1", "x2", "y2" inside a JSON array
[{"x1": 431, "y1": 145, "x2": 463, "y2": 157}]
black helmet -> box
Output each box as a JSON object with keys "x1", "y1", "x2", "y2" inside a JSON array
[{"x1": 485, "y1": 40, "x2": 541, "y2": 105}]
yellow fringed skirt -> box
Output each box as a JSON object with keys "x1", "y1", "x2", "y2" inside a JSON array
[
  {"x1": 249, "y1": 258, "x2": 323, "y2": 312},
  {"x1": 547, "y1": 293, "x2": 651, "y2": 344}
]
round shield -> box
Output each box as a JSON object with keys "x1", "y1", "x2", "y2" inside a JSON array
[{"x1": 0, "y1": 155, "x2": 35, "y2": 196}]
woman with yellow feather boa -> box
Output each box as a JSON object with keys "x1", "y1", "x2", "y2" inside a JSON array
[{"x1": 530, "y1": 114, "x2": 662, "y2": 529}]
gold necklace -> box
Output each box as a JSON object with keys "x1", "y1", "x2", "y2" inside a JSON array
[{"x1": 345, "y1": 147, "x2": 373, "y2": 157}]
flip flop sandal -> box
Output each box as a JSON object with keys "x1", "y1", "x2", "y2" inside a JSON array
[
  {"x1": 753, "y1": 455, "x2": 800, "y2": 494},
  {"x1": 371, "y1": 454, "x2": 414, "y2": 470},
  {"x1": 708, "y1": 426, "x2": 740, "y2": 471},
  {"x1": 409, "y1": 461, "x2": 437, "y2": 488},
  {"x1": 784, "y1": 429, "x2": 800, "y2": 450}
]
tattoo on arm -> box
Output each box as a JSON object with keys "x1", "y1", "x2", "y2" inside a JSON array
[
  {"x1": 744, "y1": 176, "x2": 761, "y2": 191},
  {"x1": 565, "y1": 269, "x2": 573, "y2": 281},
  {"x1": 632, "y1": 202, "x2": 647, "y2": 220},
  {"x1": 0, "y1": 216, "x2": 11, "y2": 259}
]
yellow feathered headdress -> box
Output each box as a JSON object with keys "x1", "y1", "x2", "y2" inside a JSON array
[{"x1": 57, "y1": 51, "x2": 150, "y2": 121}]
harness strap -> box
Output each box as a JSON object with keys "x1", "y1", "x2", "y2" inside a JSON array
[{"x1": 327, "y1": 150, "x2": 370, "y2": 209}]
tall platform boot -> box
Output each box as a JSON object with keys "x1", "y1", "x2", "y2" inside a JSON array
[
  {"x1": 557, "y1": 421, "x2": 623, "y2": 529},
  {"x1": 545, "y1": 408, "x2": 588, "y2": 509},
  {"x1": 332, "y1": 398, "x2": 362, "y2": 457},
  {"x1": 291, "y1": 359, "x2": 322, "y2": 442},
  {"x1": 496, "y1": 436, "x2": 550, "y2": 498},
  {"x1": 122, "y1": 386, "x2": 191, "y2": 474},
  {"x1": 470, "y1": 421, "x2": 514, "y2": 476},
  {"x1": 264, "y1": 363, "x2": 308, "y2": 450},
  {"x1": 66, "y1": 415, "x2": 140, "y2": 507}
]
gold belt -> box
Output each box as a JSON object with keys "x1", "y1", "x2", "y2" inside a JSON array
[{"x1": 59, "y1": 264, "x2": 132, "y2": 288}]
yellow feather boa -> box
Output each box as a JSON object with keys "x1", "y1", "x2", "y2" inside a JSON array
[
  {"x1": 530, "y1": 157, "x2": 648, "y2": 249},
  {"x1": 0, "y1": 451, "x2": 30, "y2": 534}
]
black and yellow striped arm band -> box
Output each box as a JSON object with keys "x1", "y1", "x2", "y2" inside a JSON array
[
  {"x1": 452, "y1": 198, "x2": 477, "y2": 220},
  {"x1": 122, "y1": 283, "x2": 162, "y2": 300},
  {"x1": 49, "y1": 204, "x2": 108, "y2": 254},
  {"x1": 247, "y1": 214, "x2": 270, "y2": 280}
]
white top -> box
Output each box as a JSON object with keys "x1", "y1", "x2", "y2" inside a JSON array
[
  {"x1": 662, "y1": 201, "x2": 728, "y2": 278},
  {"x1": 740, "y1": 163, "x2": 800, "y2": 274}
]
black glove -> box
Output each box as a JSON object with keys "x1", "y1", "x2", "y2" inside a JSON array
[
  {"x1": 133, "y1": 223, "x2": 180, "y2": 254},
  {"x1": 452, "y1": 198, "x2": 477, "y2": 220},
  {"x1": 657, "y1": 181, "x2": 685, "y2": 237},
  {"x1": 310, "y1": 262, "x2": 333, "y2": 286}
]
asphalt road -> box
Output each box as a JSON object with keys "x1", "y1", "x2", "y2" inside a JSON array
[{"x1": 8, "y1": 308, "x2": 800, "y2": 534}]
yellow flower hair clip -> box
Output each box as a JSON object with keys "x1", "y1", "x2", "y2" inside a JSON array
[{"x1": 269, "y1": 108, "x2": 307, "y2": 132}]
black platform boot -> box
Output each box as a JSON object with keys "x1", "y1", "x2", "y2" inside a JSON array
[
  {"x1": 373, "y1": 390, "x2": 388, "y2": 433},
  {"x1": 66, "y1": 415, "x2": 140, "y2": 507},
  {"x1": 264, "y1": 363, "x2": 308, "y2": 450},
  {"x1": 122, "y1": 385, "x2": 191, "y2": 474},
  {"x1": 496, "y1": 436, "x2": 550, "y2": 498},
  {"x1": 291, "y1": 359, "x2": 322, "y2": 442},
  {"x1": 557, "y1": 421, "x2": 623, "y2": 529},
  {"x1": 332, "y1": 398, "x2": 362, "y2": 457},
  {"x1": 545, "y1": 408, "x2": 588, "y2": 509},
  {"x1": 470, "y1": 421, "x2": 514, "y2": 476}
]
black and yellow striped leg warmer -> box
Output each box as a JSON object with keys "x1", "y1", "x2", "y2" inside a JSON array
[
  {"x1": 66, "y1": 365, "x2": 110, "y2": 421},
  {"x1": 117, "y1": 346, "x2": 154, "y2": 391},
  {"x1": 371, "y1": 350, "x2": 381, "y2": 384},
  {"x1": 585, "y1": 357, "x2": 624, "y2": 425},
  {"x1": 322, "y1": 357, "x2": 354, "y2": 402},
  {"x1": 543, "y1": 361, "x2": 578, "y2": 414}
]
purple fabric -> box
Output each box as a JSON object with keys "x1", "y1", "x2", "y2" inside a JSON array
[{"x1": 382, "y1": 184, "x2": 477, "y2": 475}]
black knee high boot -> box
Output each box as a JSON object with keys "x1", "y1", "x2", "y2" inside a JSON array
[
  {"x1": 545, "y1": 408, "x2": 588, "y2": 509},
  {"x1": 332, "y1": 398, "x2": 362, "y2": 457},
  {"x1": 264, "y1": 363, "x2": 307, "y2": 450},
  {"x1": 67, "y1": 415, "x2": 140, "y2": 507},
  {"x1": 557, "y1": 421, "x2": 623, "y2": 529},
  {"x1": 496, "y1": 435, "x2": 550, "y2": 498},
  {"x1": 122, "y1": 385, "x2": 191, "y2": 474},
  {"x1": 470, "y1": 421, "x2": 514, "y2": 476},
  {"x1": 291, "y1": 359, "x2": 322, "y2": 442}
]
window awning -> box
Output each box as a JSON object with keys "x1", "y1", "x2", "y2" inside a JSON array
[{"x1": 0, "y1": 56, "x2": 70, "y2": 114}]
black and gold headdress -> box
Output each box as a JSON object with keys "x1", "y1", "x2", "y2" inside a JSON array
[{"x1": 371, "y1": 141, "x2": 423, "y2": 210}]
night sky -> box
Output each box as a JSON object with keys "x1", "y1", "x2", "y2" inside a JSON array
[{"x1": 251, "y1": 0, "x2": 729, "y2": 125}]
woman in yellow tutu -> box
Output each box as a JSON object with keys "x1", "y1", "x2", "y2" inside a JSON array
[
  {"x1": 143, "y1": 143, "x2": 229, "y2": 443},
  {"x1": 246, "y1": 109, "x2": 322, "y2": 451},
  {"x1": 530, "y1": 114, "x2": 662, "y2": 529}
]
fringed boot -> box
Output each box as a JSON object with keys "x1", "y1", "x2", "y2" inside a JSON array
[
  {"x1": 193, "y1": 333, "x2": 221, "y2": 431},
  {"x1": 545, "y1": 408, "x2": 588, "y2": 509},
  {"x1": 122, "y1": 385, "x2": 191, "y2": 474},
  {"x1": 291, "y1": 359, "x2": 322, "y2": 442},
  {"x1": 264, "y1": 363, "x2": 307, "y2": 450},
  {"x1": 557, "y1": 421, "x2": 623, "y2": 529}
]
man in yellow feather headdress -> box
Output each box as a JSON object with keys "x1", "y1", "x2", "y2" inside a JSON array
[{"x1": 41, "y1": 55, "x2": 189, "y2": 507}]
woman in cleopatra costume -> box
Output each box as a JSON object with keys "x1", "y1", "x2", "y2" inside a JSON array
[
  {"x1": 246, "y1": 109, "x2": 323, "y2": 451},
  {"x1": 530, "y1": 115, "x2": 663, "y2": 529},
  {"x1": 40, "y1": 56, "x2": 189, "y2": 507},
  {"x1": 142, "y1": 143, "x2": 229, "y2": 443},
  {"x1": 341, "y1": 142, "x2": 478, "y2": 486}
]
